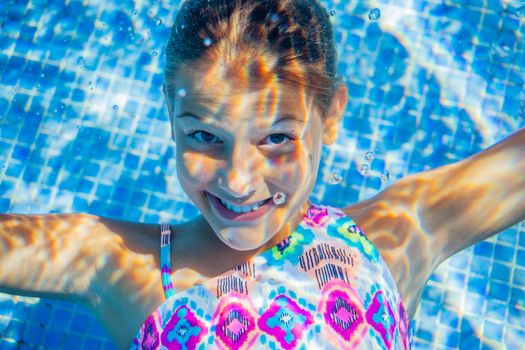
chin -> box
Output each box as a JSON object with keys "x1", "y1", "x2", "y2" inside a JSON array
[{"x1": 215, "y1": 226, "x2": 273, "y2": 251}]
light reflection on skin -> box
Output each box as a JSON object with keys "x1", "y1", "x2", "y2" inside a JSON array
[
  {"x1": 345, "y1": 134, "x2": 525, "y2": 318},
  {"x1": 165, "y1": 56, "x2": 347, "y2": 255},
  {"x1": 1, "y1": 127, "x2": 524, "y2": 348},
  {"x1": 1, "y1": 57, "x2": 524, "y2": 350}
]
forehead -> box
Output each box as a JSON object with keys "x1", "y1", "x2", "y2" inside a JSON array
[{"x1": 173, "y1": 61, "x2": 315, "y2": 121}]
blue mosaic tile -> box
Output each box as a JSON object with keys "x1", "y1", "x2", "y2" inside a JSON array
[
  {"x1": 494, "y1": 244, "x2": 515, "y2": 263},
  {"x1": 69, "y1": 312, "x2": 93, "y2": 334},
  {"x1": 439, "y1": 307, "x2": 460, "y2": 329},
  {"x1": 22, "y1": 324, "x2": 45, "y2": 345},
  {"x1": 512, "y1": 267, "x2": 525, "y2": 288},
  {"x1": 487, "y1": 281, "x2": 510, "y2": 302},
  {"x1": 1, "y1": 0, "x2": 524, "y2": 349},
  {"x1": 473, "y1": 241, "x2": 493, "y2": 258},
  {"x1": 485, "y1": 299, "x2": 507, "y2": 320},
  {"x1": 83, "y1": 337, "x2": 106, "y2": 349},
  {"x1": 444, "y1": 330, "x2": 459, "y2": 348},
  {"x1": 458, "y1": 329, "x2": 481, "y2": 349},
  {"x1": 484, "y1": 319, "x2": 504, "y2": 342}
]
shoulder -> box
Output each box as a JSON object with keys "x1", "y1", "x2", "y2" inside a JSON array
[
  {"x1": 85, "y1": 216, "x2": 186, "y2": 346},
  {"x1": 340, "y1": 177, "x2": 438, "y2": 318}
]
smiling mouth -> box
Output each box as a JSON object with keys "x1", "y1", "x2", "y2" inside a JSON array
[
  {"x1": 207, "y1": 192, "x2": 272, "y2": 212},
  {"x1": 204, "y1": 191, "x2": 274, "y2": 222}
]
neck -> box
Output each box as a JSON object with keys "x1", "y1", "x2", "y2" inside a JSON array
[{"x1": 198, "y1": 198, "x2": 312, "y2": 260}]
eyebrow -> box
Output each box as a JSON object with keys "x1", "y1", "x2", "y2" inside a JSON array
[{"x1": 176, "y1": 112, "x2": 304, "y2": 126}]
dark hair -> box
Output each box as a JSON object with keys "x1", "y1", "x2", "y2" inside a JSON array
[{"x1": 165, "y1": 0, "x2": 342, "y2": 118}]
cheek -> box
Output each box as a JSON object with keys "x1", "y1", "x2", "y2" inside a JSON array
[
  {"x1": 267, "y1": 148, "x2": 313, "y2": 185},
  {"x1": 177, "y1": 147, "x2": 218, "y2": 185}
]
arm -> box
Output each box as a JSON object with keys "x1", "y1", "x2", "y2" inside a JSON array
[
  {"x1": 0, "y1": 213, "x2": 114, "y2": 305},
  {"x1": 421, "y1": 126, "x2": 525, "y2": 264},
  {"x1": 0, "y1": 212, "x2": 165, "y2": 347},
  {"x1": 344, "y1": 127, "x2": 525, "y2": 317}
]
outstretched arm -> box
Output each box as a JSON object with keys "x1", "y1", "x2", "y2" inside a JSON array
[
  {"x1": 421, "y1": 126, "x2": 525, "y2": 264},
  {"x1": 0, "y1": 213, "x2": 165, "y2": 347},
  {"x1": 0, "y1": 213, "x2": 112, "y2": 305},
  {"x1": 343, "y1": 127, "x2": 524, "y2": 317}
]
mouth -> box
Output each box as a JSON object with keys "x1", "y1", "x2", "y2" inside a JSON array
[{"x1": 204, "y1": 191, "x2": 275, "y2": 222}]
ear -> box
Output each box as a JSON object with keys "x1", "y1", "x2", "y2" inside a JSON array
[
  {"x1": 322, "y1": 81, "x2": 348, "y2": 145},
  {"x1": 163, "y1": 84, "x2": 176, "y2": 142}
]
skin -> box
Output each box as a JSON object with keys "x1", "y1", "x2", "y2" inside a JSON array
[
  {"x1": 1, "y1": 55, "x2": 524, "y2": 348},
  {"x1": 165, "y1": 58, "x2": 346, "y2": 254}
]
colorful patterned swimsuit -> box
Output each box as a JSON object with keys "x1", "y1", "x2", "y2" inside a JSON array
[{"x1": 131, "y1": 203, "x2": 412, "y2": 349}]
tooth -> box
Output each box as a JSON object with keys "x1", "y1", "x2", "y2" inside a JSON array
[{"x1": 218, "y1": 197, "x2": 263, "y2": 213}]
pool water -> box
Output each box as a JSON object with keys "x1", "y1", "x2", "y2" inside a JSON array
[{"x1": 0, "y1": 0, "x2": 524, "y2": 349}]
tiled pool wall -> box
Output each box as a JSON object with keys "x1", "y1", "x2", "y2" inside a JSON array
[{"x1": 0, "y1": 0, "x2": 524, "y2": 348}]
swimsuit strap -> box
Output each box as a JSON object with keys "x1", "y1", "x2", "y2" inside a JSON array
[{"x1": 160, "y1": 222, "x2": 175, "y2": 298}]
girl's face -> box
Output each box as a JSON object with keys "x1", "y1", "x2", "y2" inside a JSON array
[{"x1": 164, "y1": 61, "x2": 346, "y2": 251}]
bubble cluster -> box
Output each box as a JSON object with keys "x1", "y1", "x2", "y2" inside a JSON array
[
  {"x1": 272, "y1": 192, "x2": 286, "y2": 205},
  {"x1": 360, "y1": 164, "x2": 369, "y2": 176},
  {"x1": 329, "y1": 171, "x2": 343, "y2": 185},
  {"x1": 369, "y1": 8, "x2": 381, "y2": 21}
]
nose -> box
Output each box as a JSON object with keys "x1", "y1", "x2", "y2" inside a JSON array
[{"x1": 218, "y1": 145, "x2": 257, "y2": 199}]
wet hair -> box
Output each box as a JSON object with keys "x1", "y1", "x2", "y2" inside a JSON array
[{"x1": 165, "y1": 0, "x2": 342, "y2": 118}]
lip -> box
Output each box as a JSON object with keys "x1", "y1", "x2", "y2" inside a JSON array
[{"x1": 205, "y1": 191, "x2": 274, "y2": 222}]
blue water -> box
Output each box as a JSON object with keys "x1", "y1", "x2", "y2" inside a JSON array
[{"x1": 0, "y1": 0, "x2": 524, "y2": 348}]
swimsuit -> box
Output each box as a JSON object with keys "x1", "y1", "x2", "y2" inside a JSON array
[{"x1": 131, "y1": 203, "x2": 412, "y2": 349}]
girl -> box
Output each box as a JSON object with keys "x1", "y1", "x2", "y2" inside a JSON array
[{"x1": 1, "y1": 0, "x2": 524, "y2": 349}]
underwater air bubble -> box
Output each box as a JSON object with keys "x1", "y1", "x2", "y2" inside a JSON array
[
  {"x1": 273, "y1": 192, "x2": 286, "y2": 205},
  {"x1": 154, "y1": 17, "x2": 162, "y2": 26},
  {"x1": 203, "y1": 37, "x2": 212, "y2": 46},
  {"x1": 152, "y1": 51, "x2": 158, "y2": 56},
  {"x1": 34, "y1": 83, "x2": 40, "y2": 90},
  {"x1": 132, "y1": 9, "x2": 138, "y2": 15},
  {"x1": 270, "y1": 14, "x2": 279, "y2": 22},
  {"x1": 381, "y1": 170, "x2": 390, "y2": 183},
  {"x1": 177, "y1": 88, "x2": 187, "y2": 97},
  {"x1": 330, "y1": 10, "x2": 336, "y2": 16},
  {"x1": 369, "y1": 8, "x2": 381, "y2": 21},
  {"x1": 329, "y1": 171, "x2": 343, "y2": 185},
  {"x1": 365, "y1": 151, "x2": 375, "y2": 161},
  {"x1": 113, "y1": 105, "x2": 119, "y2": 110},
  {"x1": 517, "y1": 6, "x2": 525, "y2": 18},
  {"x1": 360, "y1": 164, "x2": 369, "y2": 176}
]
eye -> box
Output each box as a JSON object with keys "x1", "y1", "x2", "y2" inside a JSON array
[
  {"x1": 263, "y1": 133, "x2": 293, "y2": 146},
  {"x1": 186, "y1": 131, "x2": 294, "y2": 147},
  {"x1": 187, "y1": 130, "x2": 222, "y2": 144}
]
